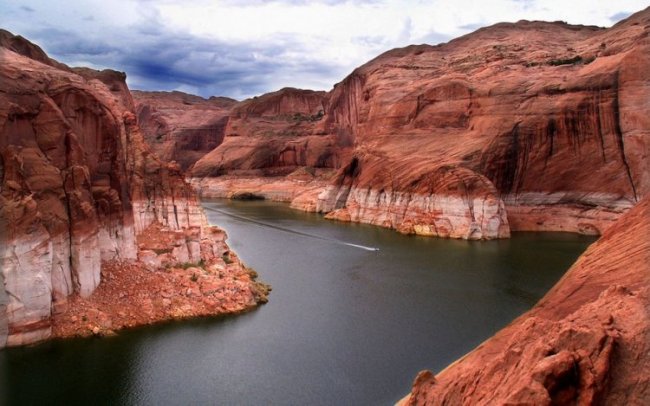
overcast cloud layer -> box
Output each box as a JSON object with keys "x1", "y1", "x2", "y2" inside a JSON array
[{"x1": 1, "y1": 0, "x2": 647, "y2": 99}]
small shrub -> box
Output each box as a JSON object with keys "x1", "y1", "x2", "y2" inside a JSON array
[
  {"x1": 310, "y1": 110, "x2": 324, "y2": 121},
  {"x1": 190, "y1": 273, "x2": 198, "y2": 282},
  {"x1": 153, "y1": 248, "x2": 172, "y2": 255},
  {"x1": 548, "y1": 55, "x2": 583, "y2": 66},
  {"x1": 176, "y1": 260, "x2": 206, "y2": 270},
  {"x1": 292, "y1": 112, "x2": 305, "y2": 121},
  {"x1": 290, "y1": 110, "x2": 324, "y2": 122},
  {"x1": 222, "y1": 253, "x2": 233, "y2": 264}
]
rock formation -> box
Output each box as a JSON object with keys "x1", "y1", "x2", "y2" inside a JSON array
[
  {"x1": 132, "y1": 90, "x2": 237, "y2": 171},
  {"x1": 399, "y1": 195, "x2": 650, "y2": 405},
  {"x1": 191, "y1": 87, "x2": 345, "y2": 178},
  {"x1": 187, "y1": 86, "x2": 348, "y2": 215},
  {"x1": 131, "y1": 86, "x2": 345, "y2": 209},
  {"x1": 0, "y1": 30, "x2": 267, "y2": 348},
  {"x1": 188, "y1": 8, "x2": 650, "y2": 239}
]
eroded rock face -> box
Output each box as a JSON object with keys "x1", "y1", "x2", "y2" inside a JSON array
[
  {"x1": 187, "y1": 9, "x2": 650, "y2": 239},
  {"x1": 323, "y1": 12, "x2": 649, "y2": 236},
  {"x1": 132, "y1": 91, "x2": 237, "y2": 171},
  {"x1": 191, "y1": 87, "x2": 348, "y2": 178},
  {"x1": 401, "y1": 195, "x2": 650, "y2": 405},
  {"x1": 318, "y1": 157, "x2": 510, "y2": 239},
  {"x1": 0, "y1": 32, "x2": 264, "y2": 348}
]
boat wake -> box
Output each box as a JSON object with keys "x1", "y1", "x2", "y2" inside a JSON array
[{"x1": 204, "y1": 206, "x2": 380, "y2": 252}]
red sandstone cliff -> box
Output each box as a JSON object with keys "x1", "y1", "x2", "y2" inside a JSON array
[
  {"x1": 320, "y1": 11, "x2": 649, "y2": 238},
  {"x1": 132, "y1": 90, "x2": 236, "y2": 171},
  {"x1": 0, "y1": 31, "x2": 267, "y2": 348},
  {"x1": 191, "y1": 87, "x2": 345, "y2": 178},
  {"x1": 400, "y1": 195, "x2": 650, "y2": 405},
  {"x1": 188, "y1": 8, "x2": 650, "y2": 239}
]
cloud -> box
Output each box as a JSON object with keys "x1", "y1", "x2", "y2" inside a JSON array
[
  {"x1": 512, "y1": 0, "x2": 535, "y2": 10},
  {"x1": 609, "y1": 11, "x2": 633, "y2": 22},
  {"x1": 219, "y1": 0, "x2": 383, "y2": 6},
  {"x1": 0, "y1": 0, "x2": 399, "y2": 99},
  {"x1": 457, "y1": 22, "x2": 485, "y2": 32},
  {"x1": 36, "y1": 28, "x2": 119, "y2": 56},
  {"x1": 21, "y1": 19, "x2": 343, "y2": 100},
  {"x1": 1, "y1": 0, "x2": 648, "y2": 99},
  {"x1": 414, "y1": 30, "x2": 452, "y2": 46}
]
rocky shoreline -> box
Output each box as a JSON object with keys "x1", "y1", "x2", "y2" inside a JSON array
[
  {"x1": 51, "y1": 222, "x2": 270, "y2": 340},
  {"x1": 51, "y1": 259, "x2": 269, "y2": 340}
]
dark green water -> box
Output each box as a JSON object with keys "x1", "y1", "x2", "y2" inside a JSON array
[{"x1": 0, "y1": 200, "x2": 595, "y2": 405}]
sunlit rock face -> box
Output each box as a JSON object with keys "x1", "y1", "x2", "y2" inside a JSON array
[
  {"x1": 0, "y1": 30, "x2": 252, "y2": 348},
  {"x1": 188, "y1": 9, "x2": 649, "y2": 239}
]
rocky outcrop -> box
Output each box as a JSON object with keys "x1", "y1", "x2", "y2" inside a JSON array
[
  {"x1": 400, "y1": 195, "x2": 650, "y2": 405},
  {"x1": 187, "y1": 8, "x2": 650, "y2": 239},
  {"x1": 132, "y1": 91, "x2": 236, "y2": 171},
  {"x1": 191, "y1": 87, "x2": 348, "y2": 177},
  {"x1": 0, "y1": 31, "x2": 266, "y2": 348},
  {"x1": 52, "y1": 223, "x2": 269, "y2": 339}
]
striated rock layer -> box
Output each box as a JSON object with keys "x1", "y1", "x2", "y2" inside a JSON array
[
  {"x1": 0, "y1": 31, "x2": 267, "y2": 348},
  {"x1": 400, "y1": 195, "x2": 650, "y2": 405},
  {"x1": 190, "y1": 167, "x2": 335, "y2": 213},
  {"x1": 191, "y1": 87, "x2": 348, "y2": 179},
  {"x1": 189, "y1": 8, "x2": 650, "y2": 239},
  {"x1": 132, "y1": 90, "x2": 237, "y2": 171}
]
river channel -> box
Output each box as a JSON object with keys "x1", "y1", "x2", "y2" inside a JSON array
[{"x1": 0, "y1": 199, "x2": 596, "y2": 405}]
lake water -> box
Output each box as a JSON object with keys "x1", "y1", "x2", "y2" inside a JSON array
[{"x1": 0, "y1": 199, "x2": 595, "y2": 405}]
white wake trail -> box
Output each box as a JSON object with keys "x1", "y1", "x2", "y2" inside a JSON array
[
  {"x1": 342, "y1": 243, "x2": 380, "y2": 251},
  {"x1": 204, "y1": 205, "x2": 380, "y2": 252}
]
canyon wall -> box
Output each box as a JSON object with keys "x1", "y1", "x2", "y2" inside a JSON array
[
  {"x1": 400, "y1": 194, "x2": 650, "y2": 405},
  {"x1": 188, "y1": 8, "x2": 650, "y2": 239},
  {"x1": 191, "y1": 87, "x2": 346, "y2": 178},
  {"x1": 132, "y1": 90, "x2": 236, "y2": 171},
  {"x1": 0, "y1": 31, "x2": 265, "y2": 348}
]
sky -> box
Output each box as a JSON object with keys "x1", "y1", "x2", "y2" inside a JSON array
[{"x1": 1, "y1": 0, "x2": 647, "y2": 99}]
